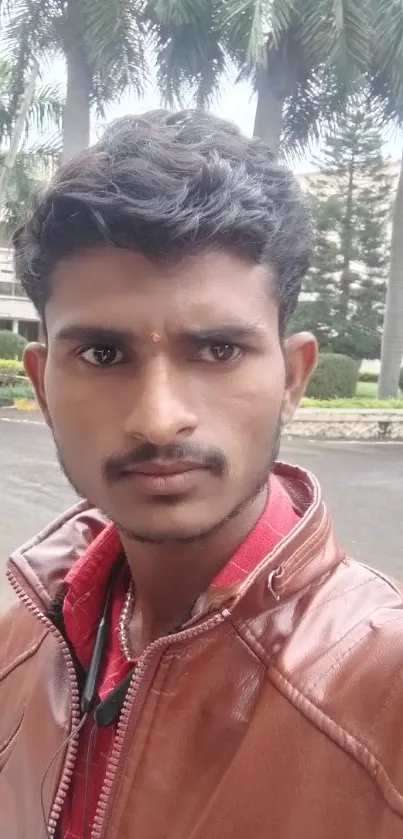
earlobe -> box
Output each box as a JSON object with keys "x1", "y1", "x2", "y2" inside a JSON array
[
  {"x1": 23, "y1": 343, "x2": 50, "y2": 424},
  {"x1": 282, "y1": 333, "x2": 318, "y2": 425}
]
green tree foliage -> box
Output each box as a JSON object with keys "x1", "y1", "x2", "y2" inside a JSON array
[
  {"x1": 0, "y1": 330, "x2": 27, "y2": 360},
  {"x1": 291, "y1": 103, "x2": 392, "y2": 361},
  {"x1": 0, "y1": 59, "x2": 62, "y2": 238}
]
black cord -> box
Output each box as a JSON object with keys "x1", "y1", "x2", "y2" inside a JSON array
[{"x1": 80, "y1": 558, "x2": 125, "y2": 715}]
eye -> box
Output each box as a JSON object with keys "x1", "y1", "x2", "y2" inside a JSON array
[
  {"x1": 197, "y1": 343, "x2": 242, "y2": 363},
  {"x1": 80, "y1": 345, "x2": 124, "y2": 366}
]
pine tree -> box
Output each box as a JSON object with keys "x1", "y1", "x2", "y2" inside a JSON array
[{"x1": 291, "y1": 103, "x2": 393, "y2": 361}]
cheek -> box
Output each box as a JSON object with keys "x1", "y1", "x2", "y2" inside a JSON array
[
  {"x1": 209, "y1": 362, "x2": 285, "y2": 461},
  {"x1": 44, "y1": 364, "x2": 119, "y2": 456}
]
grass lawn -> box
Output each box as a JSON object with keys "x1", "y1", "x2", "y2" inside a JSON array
[{"x1": 356, "y1": 381, "x2": 378, "y2": 398}]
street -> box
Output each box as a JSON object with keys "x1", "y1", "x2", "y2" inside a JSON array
[{"x1": 0, "y1": 409, "x2": 402, "y2": 613}]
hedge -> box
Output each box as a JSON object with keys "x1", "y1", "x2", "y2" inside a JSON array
[
  {"x1": 302, "y1": 397, "x2": 403, "y2": 409},
  {"x1": 0, "y1": 331, "x2": 27, "y2": 360},
  {"x1": 358, "y1": 371, "x2": 378, "y2": 383},
  {"x1": 306, "y1": 354, "x2": 358, "y2": 400},
  {"x1": 0, "y1": 358, "x2": 25, "y2": 375}
]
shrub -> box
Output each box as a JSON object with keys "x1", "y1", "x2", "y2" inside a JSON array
[
  {"x1": 0, "y1": 330, "x2": 27, "y2": 360},
  {"x1": 358, "y1": 371, "x2": 378, "y2": 383},
  {"x1": 0, "y1": 358, "x2": 25, "y2": 375},
  {"x1": 399, "y1": 367, "x2": 403, "y2": 394},
  {"x1": 0, "y1": 383, "x2": 34, "y2": 402},
  {"x1": 306, "y1": 354, "x2": 359, "y2": 400}
]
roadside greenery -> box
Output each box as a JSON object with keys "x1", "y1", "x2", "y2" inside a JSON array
[
  {"x1": 301, "y1": 397, "x2": 403, "y2": 409},
  {"x1": 290, "y1": 106, "x2": 392, "y2": 361},
  {"x1": 0, "y1": 331, "x2": 27, "y2": 360},
  {"x1": 305, "y1": 354, "x2": 359, "y2": 400},
  {"x1": 0, "y1": 359, "x2": 25, "y2": 374},
  {"x1": 0, "y1": 382, "x2": 34, "y2": 402}
]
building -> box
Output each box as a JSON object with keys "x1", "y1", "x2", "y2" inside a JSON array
[{"x1": 0, "y1": 247, "x2": 40, "y2": 340}]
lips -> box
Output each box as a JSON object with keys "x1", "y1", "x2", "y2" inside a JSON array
[
  {"x1": 123, "y1": 460, "x2": 204, "y2": 477},
  {"x1": 121, "y1": 461, "x2": 207, "y2": 495}
]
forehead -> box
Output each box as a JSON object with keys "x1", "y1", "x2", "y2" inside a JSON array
[{"x1": 45, "y1": 246, "x2": 278, "y2": 336}]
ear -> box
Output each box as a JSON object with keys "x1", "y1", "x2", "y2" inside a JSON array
[
  {"x1": 281, "y1": 333, "x2": 317, "y2": 426},
  {"x1": 23, "y1": 343, "x2": 51, "y2": 426}
]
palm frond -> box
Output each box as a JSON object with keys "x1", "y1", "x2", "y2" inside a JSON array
[
  {"x1": 82, "y1": 0, "x2": 148, "y2": 104},
  {"x1": 221, "y1": 0, "x2": 271, "y2": 67},
  {"x1": 26, "y1": 131, "x2": 61, "y2": 159},
  {"x1": 371, "y1": 0, "x2": 403, "y2": 117},
  {"x1": 297, "y1": 0, "x2": 371, "y2": 77},
  {"x1": 0, "y1": 148, "x2": 53, "y2": 234},
  {"x1": 148, "y1": 0, "x2": 226, "y2": 107},
  {"x1": 366, "y1": 69, "x2": 403, "y2": 128},
  {"x1": 1, "y1": 0, "x2": 59, "y2": 115},
  {"x1": 147, "y1": 0, "x2": 213, "y2": 26},
  {"x1": 280, "y1": 65, "x2": 358, "y2": 162},
  {"x1": 26, "y1": 81, "x2": 63, "y2": 134}
]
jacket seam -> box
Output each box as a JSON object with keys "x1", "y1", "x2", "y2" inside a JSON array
[
  {"x1": 0, "y1": 629, "x2": 48, "y2": 681},
  {"x1": 268, "y1": 665, "x2": 403, "y2": 819},
  {"x1": 0, "y1": 711, "x2": 24, "y2": 756},
  {"x1": 227, "y1": 613, "x2": 403, "y2": 820}
]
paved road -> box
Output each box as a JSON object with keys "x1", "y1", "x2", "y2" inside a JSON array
[{"x1": 0, "y1": 409, "x2": 402, "y2": 613}]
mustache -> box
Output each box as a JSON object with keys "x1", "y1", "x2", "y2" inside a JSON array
[{"x1": 102, "y1": 441, "x2": 228, "y2": 482}]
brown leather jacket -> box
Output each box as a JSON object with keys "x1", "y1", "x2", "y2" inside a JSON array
[{"x1": 1, "y1": 462, "x2": 403, "y2": 839}]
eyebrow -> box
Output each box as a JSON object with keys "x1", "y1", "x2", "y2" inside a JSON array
[
  {"x1": 54, "y1": 323, "x2": 266, "y2": 346},
  {"x1": 54, "y1": 326, "x2": 134, "y2": 345},
  {"x1": 182, "y1": 325, "x2": 266, "y2": 343}
]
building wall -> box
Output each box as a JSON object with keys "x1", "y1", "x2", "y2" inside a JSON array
[{"x1": 0, "y1": 247, "x2": 40, "y2": 340}]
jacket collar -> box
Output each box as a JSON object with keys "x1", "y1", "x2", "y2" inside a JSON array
[{"x1": 7, "y1": 462, "x2": 344, "y2": 619}]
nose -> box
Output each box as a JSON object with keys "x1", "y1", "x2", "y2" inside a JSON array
[{"x1": 124, "y1": 358, "x2": 198, "y2": 445}]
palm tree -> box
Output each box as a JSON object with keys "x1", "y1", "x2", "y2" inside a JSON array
[
  {"x1": 147, "y1": 0, "x2": 371, "y2": 155},
  {"x1": 0, "y1": 65, "x2": 39, "y2": 216},
  {"x1": 1, "y1": 0, "x2": 147, "y2": 162},
  {"x1": 369, "y1": 0, "x2": 403, "y2": 399},
  {"x1": 0, "y1": 59, "x2": 62, "y2": 236}
]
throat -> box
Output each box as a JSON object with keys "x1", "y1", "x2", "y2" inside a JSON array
[{"x1": 119, "y1": 487, "x2": 268, "y2": 655}]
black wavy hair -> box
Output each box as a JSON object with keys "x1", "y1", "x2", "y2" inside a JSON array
[{"x1": 13, "y1": 109, "x2": 312, "y2": 334}]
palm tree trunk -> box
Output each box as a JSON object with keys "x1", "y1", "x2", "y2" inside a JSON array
[
  {"x1": 0, "y1": 65, "x2": 38, "y2": 215},
  {"x1": 378, "y1": 148, "x2": 403, "y2": 399},
  {"x1": 253, "y1": 69, "x2": 285, "y2": 154},
  {"x1": 62, "y1": 45, "x2": 91, "y2": 163}
]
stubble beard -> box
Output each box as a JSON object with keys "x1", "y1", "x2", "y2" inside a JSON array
[{"x1": 53, "y1": 417, "x2": 282, "y2": 547}]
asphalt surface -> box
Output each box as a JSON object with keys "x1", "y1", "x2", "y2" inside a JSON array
[{"x1": 0, "y1": 408, "x2": 402, "y2": 613}]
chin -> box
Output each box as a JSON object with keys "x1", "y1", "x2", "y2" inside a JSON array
[{"x1": 116, "y1": 510, "x2": 225, "y2": 546}]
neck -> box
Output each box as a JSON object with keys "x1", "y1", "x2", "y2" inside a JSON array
[{"x1": 120, "y1": 487, "x2": 267, "y2": 656}]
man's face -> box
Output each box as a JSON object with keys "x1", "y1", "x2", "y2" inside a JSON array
[{"x1": 25, "y1": 247, "x2": 316, "y2": 543}]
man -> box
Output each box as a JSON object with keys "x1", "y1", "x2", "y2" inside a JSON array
[{"x1": 0, "y1": 110, "x2": 402, "y2": 839}]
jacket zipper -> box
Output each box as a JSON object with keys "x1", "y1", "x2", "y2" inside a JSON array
[
  {"x1": 90, "y1": 610, "x2": 228, "y2": 839},
  {"x1": 7, "y1": 557, "x2": 283, "y2": 839},
  {"x1": 7, "y1": 568, "x2": 81, "y2": 839}
]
